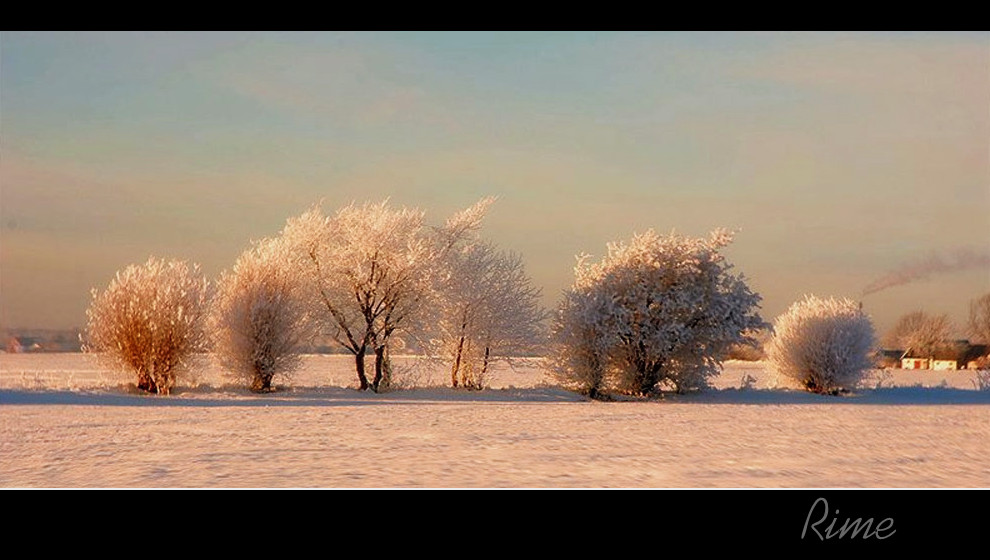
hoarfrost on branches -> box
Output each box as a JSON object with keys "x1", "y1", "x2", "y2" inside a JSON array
[
  {"x1": 83, "y1": 257, "x2": 210, "y2": 395},
  {"x1": 884, "y1": 310, "x2": 952, "y2": 357},
  {"x1": 433, "y1": 240, "x2": 546, "y2": 389},
  {"x1": 967, "y1": 292, "x2": 990, "y2": 346},
  {"x1": 212, "y1": 237, "x2": 311, "y2": 392},
  {"x1": 549, "y1": 229, "x2": 765, "y2": 397},
  {"x1": 766, "y1": 295, "x2": 876, "y2": 395},
  {"x1": 547, "y1": 284, "x2": 611, "y2": 398},
  {"x1": 281, "y1": 198, "x2": 493, "y2": 392}
]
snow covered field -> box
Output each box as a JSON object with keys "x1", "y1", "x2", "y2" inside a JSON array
[{"x1": 2, "y1": 353, "x2": 988, "y2": 488}]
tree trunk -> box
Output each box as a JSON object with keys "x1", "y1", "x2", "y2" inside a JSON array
[
  {"x1": 251, "y1": 373, "x2": 273, "y2": 392},
  {"x1": 355, "y1": 347, "x2": 369, "y2": 390},
  {"x1": 451, "y1": 335, "x2": 465, "y2": 388},
  {"x1": 137, "y1": 373, "x2": 155, "y2": 393},
  {"x1": 137, "y1": 367, "x2": 169, "y2": 394},
  {"x1": 372, "y1": 345, "x2": 389, "y2": 392},
  {"x1": 253, "y1": 356, "x2": 275, "y2": 392},
  {"x1": 635, "y1": 359, "x2": 662, "y2": 396}
]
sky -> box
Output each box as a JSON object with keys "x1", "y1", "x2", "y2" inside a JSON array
[{"x1": 1, "y1": 31, "x2": 988, "y2": 337}]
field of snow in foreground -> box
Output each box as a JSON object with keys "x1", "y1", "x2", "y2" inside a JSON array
[{"x1": 2, "y1": 353, "x2": 988, "y2": 488}]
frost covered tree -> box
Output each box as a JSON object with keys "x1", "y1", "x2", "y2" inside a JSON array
[
  {"x1": 212, "y1": 237, "x2": 311, "y2": 392},
  {"x1": 967, "y1": 292, "x2": 990, "y2": 345},
  {"x1": 883, "y1": 310, "x2": 952, "y2": 357},
  {"x1": 83, "y1": 257, "x2": 210, "y2": 395},
  {"x1": 435, "y1": 240, "x2": 545, "y2": 389},
  {"x1": 281, "y1": 198, "x2": 492, "y2": 392},
  {"x1": 766, "y1": 295, "x2": 876, "y2": 395},
  {"x1": 549, "y1": 229, "x2": 765, "y2": 396}
]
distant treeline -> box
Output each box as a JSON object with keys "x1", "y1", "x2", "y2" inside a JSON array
[
  {"x1": 3, "y1": 328, "x2": 83, "y2": 353},
  {"x1": 0, "y1": 328, "x2": 386, "y2": 355}
]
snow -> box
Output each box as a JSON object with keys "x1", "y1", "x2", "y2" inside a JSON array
[{"x1": 1, "y1": 354, "x2": 988, "y2": 488}]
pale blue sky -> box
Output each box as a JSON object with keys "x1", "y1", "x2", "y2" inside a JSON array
[{"x1": 2, "y1": 31, "x2": 988, "y2": 335}]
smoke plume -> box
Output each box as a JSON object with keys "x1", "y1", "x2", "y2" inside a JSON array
[{"x1": 862, "y1": 248, "x2": 990, "y2": 297}]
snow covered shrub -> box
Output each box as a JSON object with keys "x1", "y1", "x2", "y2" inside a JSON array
[
  {"x1": 549, "y1": 229, "x2": 765, "y2": 396},
  {"x1": 724, "y1": 328, "x2": 770, "y2": 361},
  {"x1": 83, "y1": 257, "x2": 210, "y2": 394},
  {"x1": 212, "y1": 237, "x2": 310, "y2": 392},
  {"x1": 547, "y1": 287, "x2": 610, "y2": 398},
  {"x1": 766, "y1": 295, "x2": 876, "y2": 395},
  {"x1": 434, "y1": 240, "x2": 546, "y2": 389}
]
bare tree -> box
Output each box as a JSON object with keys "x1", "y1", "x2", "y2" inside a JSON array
[
  {"x1": 435, "y1": 240, "x2": 546, "y2": 389},
  {"x1": 282, "y1": 198, "x2": 492, "y2": 391},
  {"x1": 766, "y1": 295, "x2": 876, "y2": 395},
  {"x1": 968, "y1": 292, "x2": 990, "y2": 345},
  {"x1": 884, "y1": 311, "x2": 952, "y2": 357},
  {"x1": 212, "y1": 237, "x2": 311, "y2": 392},
  {"x1": 83, "y1": 257, "x2": 210, "y2": 394}
]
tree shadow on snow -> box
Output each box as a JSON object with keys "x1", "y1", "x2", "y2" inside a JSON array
[
  {"x1": 0, "y1": 385, "x2": 587, "y2": 407},
  {"x1": 2, "y1": 383, "x2": 988, "y2": 407},
  {"x1": 667, "y1": 386, "x2": 990, "y2": 405}
]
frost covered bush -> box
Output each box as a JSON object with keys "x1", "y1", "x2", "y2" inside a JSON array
[
  {"x1": 766, "y1": 295, "x2": 875, "y2": 395},
  {"x1": 212, "y1": 237, "x2": 310, "y2": 392},
  {"x1": 724, "y1": 328, "x2": 770, "y2": 361},
  {"x1": 547, "y1": 287, "x2": 610, "y2": 398},
  {"x1": 83, "y1": 257, "x2": 210, "y2": 394},
  {"x1": 549, "y1": 229, "x2": 765, "y2": 396}
]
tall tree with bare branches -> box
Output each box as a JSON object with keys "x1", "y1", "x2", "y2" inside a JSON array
[
  {"x1": 884, "y1": 310, "x2": 952, "y2": 357},
  {"x1": 968, "y1": 293, "x2": 990, "y2": 345},
  {"x1": 435, "y1": 240, "x2": 546, "y2": 389},
  {"x1": 281, "y1": 198, "x2": 493, "y2": 391}
]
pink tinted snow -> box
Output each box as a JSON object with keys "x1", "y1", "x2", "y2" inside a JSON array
[{"x1": 1, "y1": 354, "x2": 987, "y2": 488}]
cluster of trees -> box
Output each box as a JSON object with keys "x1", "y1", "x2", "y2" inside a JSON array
[
  {"x1": 883, "y1": 310, "x2": 953, "y2": 357},
  {"x1": 84, "y1": 194, "x2": 990, "y2": 399},
  {"x1": 881, "y1": 292, "x2": 990, "y2": 356},
  {"x1": 84, "y1": 198, "x2": 545, "y2": 394},
  {"x1": 764, "y1": 292, "x2": 990, "y2": 395}
]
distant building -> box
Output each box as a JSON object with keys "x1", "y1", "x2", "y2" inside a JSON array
[
  {"x1": 876, "y1": 349, "x2": 906, "y2": 369},
  {"x1": 1, "y1": 329, "x2": 83, "y2": 353},
  {"x1": 902, "y1": 357, "x2": 929, "y2": 370},
  {"x1": 899, "y1": 341, "x2": 989, "y2": 371}
]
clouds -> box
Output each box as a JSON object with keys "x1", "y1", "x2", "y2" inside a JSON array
[{"x1": 1, "y1": 32, "x2": 988, "y2": 332}]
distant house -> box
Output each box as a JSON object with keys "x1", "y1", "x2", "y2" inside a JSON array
[
  {"x1": 877, "y1": 349, "x2": 906, "y2": 369},
  {"x1": 963, "y1": 344, "x2": 989, "y2": 370},
  {"x1": 900, "y1": 341, "x2": 989, "y2": 370},
  {"x1": 902, "y1": 357, "x2": 929, "y2": 370}
]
